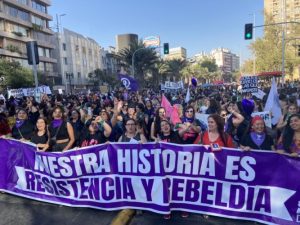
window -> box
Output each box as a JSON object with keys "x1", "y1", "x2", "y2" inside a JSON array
[
  {"x1": 78, "y1": 72, "x2": 81, "y2": 79},
  {"x1": 17, "y1": 0, "x2": 28, "y2": 5},
  {"x1": 62, "y1": 43, "x2": 66, "y2": 51},
  {"x1": 5, "y1": 5, "x2": 30, "y2": 22},
  {"x1": 45, "y1": 63, "x2": 53, "y2": 72},
  {"x1": 32, "y1": 15, "x2": 46, "y2": 28},
  {"x1": 31, "y1": 1, "x2": 46, "y2": 13},
  {"x1": 64, "y1": 57, "x2": 68, "y2": 65},
  {"x1": 6, "y1": 22, "x2": 28, "y2": 37}
]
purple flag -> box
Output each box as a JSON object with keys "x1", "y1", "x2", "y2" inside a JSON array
[
  {"x1": 118, "y1": 74, "x2": 139, "y2": 91},
  {"x1": 0, "y1": 139, "x2": 300, "y2": 225}
]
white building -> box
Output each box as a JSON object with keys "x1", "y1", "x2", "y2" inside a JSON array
[
  {"x1": 210, "y1": 48, "x2": 240, "y2": 73},
  {"x1": 164, "y1": 47, "x2": 187, "y2": 60},
  {"x1": 54, "y1": 28, "x2": 104, "y2": 91}
]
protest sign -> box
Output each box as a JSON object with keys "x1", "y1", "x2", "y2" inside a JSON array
[
  {"x1": 252, "y1": 89, "x2": 266, "y2": 100},
  {"x1": 0, "y1": 139, "x2": 299, "y2": 225},
  {"x1": 195, "y1": 113, "x2": 209, "y2": 127},
  {"x1": 241, "y1": 76, "x2": 258, "y2": 93},
  {"x1": 251, "y1": 111, "x2": 272, "y2": 128},
  {"x1": 8, "y1": 86, "x2": 52, "y2": 98},
  {"x1": 161, "y1": 81, "x2": 183, "y2": 90}
]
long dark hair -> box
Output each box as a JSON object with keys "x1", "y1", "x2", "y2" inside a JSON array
[
  {"x1": 34, "y1": 117, "x2": 48, "y2": 134},
  {"x1": 208, "y1": 114, "x2": 228, "y2": 147},
  {"x1": 282, "y1": 114, "x2": 300, "y2": 153},
  {"x1": 154, "y1": 107, "x2": 165, "y2": 137}
]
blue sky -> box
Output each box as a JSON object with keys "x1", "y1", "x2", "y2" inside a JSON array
[{"x1": 49, "y1": 0, "x2": 264, "y2": 61}]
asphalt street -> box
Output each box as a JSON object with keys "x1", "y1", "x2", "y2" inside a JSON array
[
  {"x1": 0, "y1": 193, "x2": 263, "y2": 225},
  {"x1": 0, "y1": 193, "x2": 119, "y2": 225}
]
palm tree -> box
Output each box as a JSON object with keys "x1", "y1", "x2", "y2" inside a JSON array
[
  {"x1": 166, "y1": 59, "x2": 186, "y2": 81},
  {"x1": 118, "y1": 40, "x2": 159, "y2": 87}
]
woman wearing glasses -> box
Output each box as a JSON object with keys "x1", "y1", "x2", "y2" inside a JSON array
[
  {"x1": 178, "y1": 106, "x2": 203, "y2": 144},
  {"x1": 118, "y1": 118, "x2": 147, "y2": 143}
]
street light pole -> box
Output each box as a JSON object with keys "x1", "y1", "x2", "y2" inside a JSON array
[{"x1": 132, "y1": 48, "x2": 146, "y2": 78}]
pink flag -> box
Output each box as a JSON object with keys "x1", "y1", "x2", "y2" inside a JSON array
[
  {"x1": 161, "y1": 94, "x2": 173, "y2": 118},
  {"x1": 171, "y1": 104, "x2": 182, "y2": 125}
]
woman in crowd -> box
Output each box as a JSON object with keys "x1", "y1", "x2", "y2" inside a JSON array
[
  {"x1": 159, "y1": 119, "x2": 182, "y2": 144},
  {"x1": 26, "y1": 99, "x2": 40, "y2": 125},
  {"x1": 48, "y1": 106, "x2": 75, "y2": 152},
  {"x1": 30, "y1": 117, "x2": 49, "y2": 151},
  {"x1": 80, "y1": 116, "x2": 111, "y2": 147},
  {"x1": 276, "y1": 103, "x2": 298, "y2": 130},
  {"x1": 196, "y1": 114, "x2": 234, "y2": 148},
  {"x1": 240, "y1": 116, "x2": 275, "y2": 151},
  {"x1": 118, "y1": 118, "x2": 147, "y2": 143},
  {"x1": 277, "y1": 114, "x2": 300, "y2": 155},
  {"x1": 11, "y1": 109, "x2": 34, "y2": 141},
  {"x1": 150, "y1": 107, "x2": 166, "y2": 141},
  {"x1": 225, "y1": 101, "x2": 247, "y2": 147},
  {"x1": 0, "y1": 112, "x2": 11, "y2": 137},
  {"x1": 178, "y1": 105, "x2": 203, "y2": 144},
  {"x1": 69, "y1": 109, "x2": 84, "y2": 146},
  {"x1": 205, "y1": 99, "x2": 220, "y2": 114}
]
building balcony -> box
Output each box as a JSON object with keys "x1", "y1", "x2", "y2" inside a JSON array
[
  {"x1": 0, "y1": 12, "x2": 32, "y2": 29},
  {"x1": 37, "y1": 0, "x2": 52, "y2": 6},
  {"x1": 3, "y1": 0, "x2": 53, "y2": 21},
  {"x1": 0, "y1": 48, "x2": 27, "y2": 59},
  {"x1": 39, "y1": 55, "x2": 57, "y2": 63},
  {"x1": 43, "y1": 71, "x2": 58, "y2": 77},
  {"x1": 0, "y1": 30, "x2": 55, "y2": 49}
]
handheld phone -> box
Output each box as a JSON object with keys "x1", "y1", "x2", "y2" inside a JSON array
[{"x1": 211, "y1": 143, "x2": 221, "y2": 152}]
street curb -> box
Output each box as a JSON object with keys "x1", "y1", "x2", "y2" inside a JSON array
[{"x1": 110, "y1": 209, "x2": 136, "y2": 225}]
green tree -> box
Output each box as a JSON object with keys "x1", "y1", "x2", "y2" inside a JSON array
[
  {"x1": 165, "y1": 59, "x2": 186, "y2": 81},
  {"x1": 118, "y1": 40, "x2": 159, "y2": 86},
  {"x1": 242, "y1": 14, "x2": 300, "y2": 78},
  {"x1": 0, "y1": 59, "x2": 34, "y2": 89}
]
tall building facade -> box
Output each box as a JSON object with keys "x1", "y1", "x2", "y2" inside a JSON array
[
  {"x1": 0, "y1": 0, "x2": 57, "y2": 84},
  {"x1": 210, "y1": 48, "x2": 240, "y2": 73},
  {"x1": 116, "y1": 33, "x2": 138, "y2": 52},
  {"x1": 164, "y1": 47, "x2": 187, "y2": 61},
  {"x1": 53, "y1": 28, "x2": 104, "y2": 91}
]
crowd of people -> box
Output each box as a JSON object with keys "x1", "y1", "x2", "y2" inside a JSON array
[
  {"x1": 0, "y1": 83, "x2": 299, "y2": 155},
  {"x1": 0, "y1": 82, "x2": 300, "y2": 219}
]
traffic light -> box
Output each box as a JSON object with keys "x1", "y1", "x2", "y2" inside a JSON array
[
  {"x1": 244, "y1": 23, "x2": 253, "y2": 40},
  {"x1": 163, "y1": 43, "x2": 169, "y2": 54},
  {"x1": 298, "y1": 45, "x2": 300, "y2": 56},
  {"x1": 26, "y1": 41, "x2": 39, "y2": 65}
]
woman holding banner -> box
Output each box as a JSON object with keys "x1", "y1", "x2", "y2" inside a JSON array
[
  {"x1": 195, "y1": 114, "x2": 234, "y2": 148},
  {"x1": 240, "y1": 116, "x2": 275, "y2": 151},
  {"x1": 118, "y1": 118, "x2": 147, "y2": 143},
  {"x1": 30, "y1": 117, "x2": 49, "y2": 151},
  {"x1": 11, "y1": 109, "x2": 34, "y2": 141},
  {"x1": 178, "y1": 106, "x2": 204, "y2": 144},
  {"x1": 48, "y1": 106, "x2": 75, "y2": 152}
]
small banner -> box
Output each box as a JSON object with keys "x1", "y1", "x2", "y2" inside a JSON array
[
  {"x1": 8, "y1": 86, "x2": 52, "y2": 98},
  {"x1": 0, "y1": 139, "x2": 299, "y2": 225},
  {"x1": 241, "y1": 76, "x2": 258, "y2": 93},
  {"x1": 161, "y1": 81, "x2": 184, "y2": 90}
]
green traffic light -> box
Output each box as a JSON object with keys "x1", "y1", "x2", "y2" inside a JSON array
[{"x1": 246, "y1": 33, "x2": 252, "y2": 38}]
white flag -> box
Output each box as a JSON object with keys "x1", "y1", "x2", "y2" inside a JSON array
[
  {"x1": 185, "y1": 86, "x2": 190, "y2": 103},
  {"x1": 264, "y1": 78, "x2": 282, "y2": 125}
]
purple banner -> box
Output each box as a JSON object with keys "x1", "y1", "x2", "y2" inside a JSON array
[{"x1": 0, "y1": 139, "x2": 300, "y2": 225}]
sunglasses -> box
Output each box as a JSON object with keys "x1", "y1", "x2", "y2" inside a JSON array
[{"x1": 186, "y1": 110, "x2": 194, "y2": 113}]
